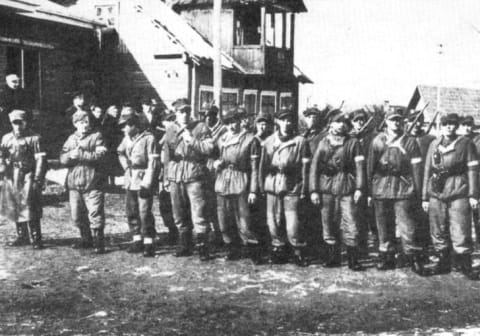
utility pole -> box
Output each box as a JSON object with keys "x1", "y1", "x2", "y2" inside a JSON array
[{"x1": 213, "y1": 0, "x2": 222, "y2": 114}]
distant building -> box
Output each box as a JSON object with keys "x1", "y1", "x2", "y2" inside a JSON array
[{"x1": 407, "y1": 85, "x2": 480, "y2": 123}]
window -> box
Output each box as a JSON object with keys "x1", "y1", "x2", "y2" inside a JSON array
[
  {"x1": 95, "y1": 5, "x2": 118, "y2": 28},
  {"x1": 279, "y1": 92, "x2": 293, "y2": 110},
  {"x1": 260, "y1": 91, "x2": 277, "y2": 115},
  {"x1": 234, "y1": 7, "x2": 261, "y2": 45},
  {"x1": 243, "y1": 90, "x2": 257, "y2": 115},
  {"x1": 198, "y1": 86, "x2": 239, "y2": 115}
]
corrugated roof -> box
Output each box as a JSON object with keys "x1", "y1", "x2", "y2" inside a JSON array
[
  {"x1": 0, "y1": 0, "x2": 103, "y2": 29},
  {"x1": 408, "y1": 85, "x2": 480, "y2": 122},
  {"x1": 168, "y1": 0, "x2": 307, "y2": 13}
]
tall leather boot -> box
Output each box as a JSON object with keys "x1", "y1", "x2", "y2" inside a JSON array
[
  {"x1": 197, "y1": 234, "x2": 210, "y2": 262},
  {"x1": 8, "y1": 222, "x2": 30, "y2": 246},
  {"x1": 225, "y1": 243, "x2": 242, "y2": 261},
  {"x1": 127, "y1": 234, "x2": 144, "y2": 254},
  {"x1": 73, "y1": 226, "x2": 93, "y2": 249},
  {"x1": 92, "y1": 228, "x2": 105, "y2": 254},
  {"x1": 376, "y1": 251, "x2": 396, "y2": 270},
  {"x1": 456, "y1": 254, "x2": 479, "y2": 280},
  {"x1": 347, "y1": 246, "x2": 364, "y2": 271},
  {"x1": 432, "y1": 250, "x2": 451, "y2": 275},
  {"x1": 324, "y1": 244, "x2": 341, "y2": 268},
  {"x1": 409, "y1": 253, "x2": 427, "y2": 276},
  {"x1": 28, "y1": 221, "x2": 43, "y2": 250},
  {"x1": 175, "y1": 231, "x2": 193, "y2": 257}
]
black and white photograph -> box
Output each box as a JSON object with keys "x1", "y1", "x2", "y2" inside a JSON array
[{"x1": 1, "y1": 0, "x2": 480, "y2": 335}]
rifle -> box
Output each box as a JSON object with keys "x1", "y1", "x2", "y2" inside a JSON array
[
  {"x1": 407, "y1": 102, "x2": 430, "y2": 134},
  {"x1": 425, "y1": 110, "x2": 440, "y2": 134},
  {"x1": 357, "y1": 115, "x2": 374, "y2": 137}
]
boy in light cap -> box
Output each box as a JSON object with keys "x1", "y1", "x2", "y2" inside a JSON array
[
  {"x1": 0, "y1": 109, "x2": 47, "y2": 249},
  {"x1": 60, "y1": 110, "x2": 108, "y2": 254}
]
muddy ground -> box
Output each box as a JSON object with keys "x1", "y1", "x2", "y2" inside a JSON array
[{"x1": 2, "y1": 183, "x2": 480, "y2": 335}]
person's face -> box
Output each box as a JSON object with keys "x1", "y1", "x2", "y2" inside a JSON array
[
  {"x1": 175, "y1": 109, "x2": 190, "y2": 125},
  {"x1": 304, "y1": 114, "x2": 318, "y2": 129},
  {"x1": 121, "y1": 122, "x2": 138, "y2": 138},
  {"x1": 73, "y1": 95, "x2": 85, "y2": 108},
  {"x1": 386, "y1": 116, "x2": 403, "y2": 133},
  {"x1": 206, "y1": 113, "x2": 218, "y2": 127},
  {"x1": 330, "y1": 121, "x2": 346, "y2": 135},
  {"x1": 240, "y1": 117, "x2": 250, "y2": 130},
  {"x1": 352, "y1": 118, "x2": 365, "y2": 132},
  {"x1": 277, "y1": 116, "x2": 293, "y2": 135},
  {"x1": 107, "y1": 106, "x2": 119, "y2": 118},
  {"x1": 74, "y1": 118, "x2": 91, "y2": 134},
  {"x1": 92, "y1": 107, "x2": 103, "y2": 119},
  {"x1": 256, "y1": 121, "x2": 268, "y2": 136},
  {"x1": 460, "y1": 124, "x2": 473, "y2": 135},
  {"x1": 11, "y1": 119, "x2": 26, "y2": 134},
  {"x1": 226, "y1": 119, "x2": 241, "y2": 134},
  {"x1": 6, "y1": 75, "x2": 20, "y2": 90},
  {"x1": 442, "y1": 122, "x2": 458, "y2": 137}
]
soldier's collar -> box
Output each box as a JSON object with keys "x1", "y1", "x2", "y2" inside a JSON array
[
  {"x1": 326, "y1": 133, "x2": 345, "y2": 146},
  {"x1": 438, "y1": 135, "x2": 460, "y2": 153}
]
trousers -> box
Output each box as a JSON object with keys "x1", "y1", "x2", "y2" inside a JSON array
[{"x1": 69, "y1": 189, "x2": 105, "y2": 230}]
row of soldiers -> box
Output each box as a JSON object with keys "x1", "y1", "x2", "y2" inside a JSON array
[{"x1": 2, "y1": 95, "x2": 480, "y2": 279}]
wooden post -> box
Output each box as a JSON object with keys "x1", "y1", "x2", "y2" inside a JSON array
[
  {"x1": 213, "y1": 0, "x2": 222, "y2": 114},
  {"x1": 282, "y1": 12, "x2": 286, "y2": 48},
  {"x1": 260, "y1": 6, "x2": 266, "y2": 47}
]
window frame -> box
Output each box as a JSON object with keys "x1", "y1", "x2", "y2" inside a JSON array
[
  {"x1": 260, "y1": 90, "x2": 277, "y2": 114},
  {"x1": 279, "y1": 91, "x2": 293, "y2": 109},
  {"x1": 243, "y1": 89, "x2": 258, "y2": 115}
]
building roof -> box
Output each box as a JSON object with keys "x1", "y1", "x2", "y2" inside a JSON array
[
  {"x1": 294, "y1": 65, "x2": 313, "y2": 84},
  {"x1": 131, "y1": 1, "x2": 246, "y2": 72},
  {"x1": 0, "y1": 0, "x2": 103, "y2": 29},
  {"x1": 407, "y1": 85, "x2": 480, "y2": 122},
  {"x1": 168, "y1": 0, "x2": 307, "y2": 13}
]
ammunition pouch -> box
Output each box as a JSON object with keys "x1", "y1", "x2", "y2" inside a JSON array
[{"x1": 431, "y1": 165, "x2": 466, "y2": 193}]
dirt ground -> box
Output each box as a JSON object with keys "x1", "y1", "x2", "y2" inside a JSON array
[{"x1": 2, "y1": 182, "x2": 480, "y2": 335}]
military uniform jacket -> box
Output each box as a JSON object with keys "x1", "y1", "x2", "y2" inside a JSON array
[
  {"x1": 214, "y1": 130, "x2": 260, "y2": 196},
  {"x1": 117, "y1": 130, "x2": 159, "y2": 191},
  {"x1": 206, "y1": 121, "x2": 227, "y2": 173},
  {"x1": 309, "y1": 134, "x2": 365, "y2": 196},
  {"x1": 303, "y1": 128, "x2": 325, "y2": 154},
  {"x1": 0, "y1": 130, "x2": 46, "y2": 221},
  {"x1": 60, "y1": 131, "x2": 107, "y2": 192},
  {"x1": 162, "y1": 121, "x2": 213, "y2": 183},
  {"x1": 416, "y1": 132, "x2": 436, "y2": 160},
  {"x1": 422, "y1": 135, "x2": 479, "y2": 201},
  {"x1": 367, "y1": 133, "x2": 423, "y2": 200},
  {"x1": 259, "y1": 132, "x2": 310, "y2": 196}
]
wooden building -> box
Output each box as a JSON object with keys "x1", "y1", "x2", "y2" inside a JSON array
[
  {"x1": 72, "y1": 0, "x2": 311, "y2": 117},
  {"x1": 0, "y1": 0, "x2": 103, "y2": 119}
]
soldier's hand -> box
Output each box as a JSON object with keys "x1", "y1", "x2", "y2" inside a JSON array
[
  {"x1": 182, "y1": 131, "x2": 193, "y2": 143},
  {"x1": 213, "y1": 160, "x2": 223, "y2": 171},
  {"x1": 470, "y1": 197, "x2": 478, "y2": 210},
  {"x1": 353, "y1": 190, "x2": 362, "y2": 204},
  {"x1": 70, "y1": 148, "x2": 80, "y2": 159},
  {"x1": 367, "y1": 197, "x2": 372, "y2": 207},
  {"x1": 422, "y1": 201, "x2": 429, "y2": 212},
  {"x1": 248, "y1": 193, "x2": 257, "y2": 204},
  {"x1": 310, "y1": 192, "x2": 321, "y2": 205}
]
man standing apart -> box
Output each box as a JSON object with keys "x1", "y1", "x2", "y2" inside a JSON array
[
  {"x1": 310, "y1": 112, "x2": 365, "y2": 271},
  {"x1": 0, "y1": 74, "x2": 30, "y2": 134},
  {"x1": 0, "y1": 110, "x2": 46, "y2": 248},
  {"x1": 60, "y1": 110, "x2": 108, "y2": 254},
  {"x1": 422, "y1": 113, "x2": 479, "y2": 279},
  {"x1": 259, "y1": 108, "x2": 310, "y2": 266},
  {"x1": 367, "y1": 109, "x2": 426, "y2": 275},
  {"x1": 162, "y1": 98, "x2": 214, "y2": 261},
  {"x1": 117, "y1": 108, "x2": 160, "y2": 257}
]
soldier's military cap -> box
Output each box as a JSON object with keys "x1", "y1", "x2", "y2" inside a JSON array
[
  {"x1": 140, "y1": 96, "x2": 152, "y2": 106},
  {"x1": 330, "y1": 110, "x2": 350, "y2": 124},
  {"x1": 441, "y1": 113, "x2": 460, "y2": 125},
  {"x1": 256, "y1": 112, "x2": 273, "y2": 123},
  {"x1": 71, "y1": 110, "x2": 89, "y2": 124},
  {"x1": 275, "y1": 108, "x2": 294, "y2": 120},
  {"x1": 351, "y1": 109, "x2": 368, "y2": 121},
  {"x1": 71, "y1": 90, "x2": 84, "y2": 99},
  {"x1": 118, "y1": 107, "x2": 139, "y2": 126},
  {"x1": 385, "y1": 109, "x2": 403, "y2": 120},
  {"x1": 223, "y1": 108, "x2": 242, "y2": 124},
  {"x1": 405, "y1": 110, "x2": 424, "y2": 122},
  {"x1": 162, "y1": 110, "x2": 176, "y2": 122},
  {"x1": 172, "y1": 98, "x2": 191, "y2": 112},
  {"x1": 461, "y1": 115, "x2": 475, "y2": 126},
  {"x1": 303, "y1": 107, "x2": 322, "y2": 117},
  {"x1": 9, "y1": 109, "x2": 27, "y2": 122}
]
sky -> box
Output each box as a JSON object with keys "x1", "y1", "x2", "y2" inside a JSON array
[{"x1": 296, "y1": 0, "x2": 480, "y2": 110}]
